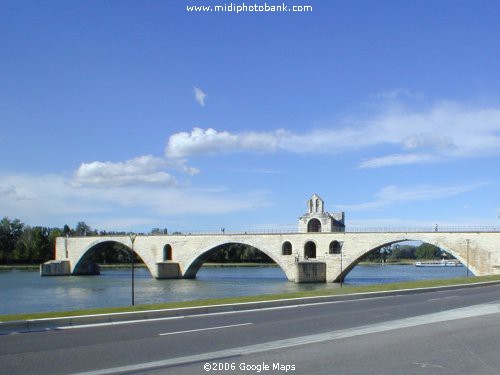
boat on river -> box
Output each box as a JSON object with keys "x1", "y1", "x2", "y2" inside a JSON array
[{"x1": 415, "y1": 259, "x2": 463, "y2": 267}]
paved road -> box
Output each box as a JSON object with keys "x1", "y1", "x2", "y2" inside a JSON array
[{"x1": 1, "y1": 284, "x2": 499, "y2": 375}]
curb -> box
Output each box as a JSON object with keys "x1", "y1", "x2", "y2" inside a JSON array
[{"x1": 2, "y1": 280, "x2": 500, "y2": 335}]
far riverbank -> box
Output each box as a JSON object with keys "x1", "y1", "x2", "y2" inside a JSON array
[
  {"x1": 0, "y1": 263, "x2": 278, "y2": 271},
  {"x1": 0, "y1": 259, "x2": 435, "y2": 271}
]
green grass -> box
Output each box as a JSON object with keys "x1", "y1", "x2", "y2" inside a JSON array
[{"x1": 1, "y1": 274, "x2": 499, "y2": 323}]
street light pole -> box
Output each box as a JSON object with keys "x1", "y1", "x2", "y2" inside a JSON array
[
  {"x1": 466, "y1": 238, "x2": 470, "y2": 278},
  {"x1": 339, "y1": 242, "x2": 344, "y2": 288},
  {"x1": 340, "y1": 249, "x2": 343, "y2": 288},
  {"x1": 129, "y1": 233, "x2": 137, "y2": 306}
]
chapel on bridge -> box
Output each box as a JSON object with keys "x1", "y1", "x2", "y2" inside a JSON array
[{"x1": 298, "y1": 194, "x2": 345, "y2": 233}]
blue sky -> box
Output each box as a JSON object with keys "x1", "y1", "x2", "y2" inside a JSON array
[{"x1": 1, "y1": 1, "x2": 499, "y2": 232}]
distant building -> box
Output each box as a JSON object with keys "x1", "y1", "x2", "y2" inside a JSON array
[{"x1": 298, "y1": 194, "x2": 345, "y2": 233}]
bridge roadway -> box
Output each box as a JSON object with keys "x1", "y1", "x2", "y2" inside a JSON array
[{"x1": 2, "y1": 283, "x2": 500, "y2": 374}]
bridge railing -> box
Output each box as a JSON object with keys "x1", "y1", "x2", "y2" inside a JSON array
[
  {"x1": 67, "y1": 226, "x2": 500, "y2": 238},
  {"x1": 162, "y1": 226, "x2": 500, "y2": 235},
  {"x1": 344, "y1": 226, "x2": 500, "y2": 233}
]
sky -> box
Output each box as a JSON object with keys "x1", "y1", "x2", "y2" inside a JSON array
[{"x1": 1, "y1": 0, "x2": 499, "y2": 233}]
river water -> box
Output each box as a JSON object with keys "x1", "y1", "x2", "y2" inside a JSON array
[{"x1": 0, "y1": 265, "x2": 469, "y2": 315}]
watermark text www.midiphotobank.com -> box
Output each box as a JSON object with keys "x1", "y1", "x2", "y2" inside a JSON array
[{"x1": 186, "y1": 2, "x2": 313, "y2": 14}]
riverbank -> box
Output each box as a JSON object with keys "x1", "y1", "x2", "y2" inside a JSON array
[
  {"x1": 1, "y1": 274, "x2": 499, "y2": 322},
  {"x1": 0, "y1": 262, "x2": 278, "y2": 269},
  {"x1": 0, "y1": 264, "x2": 39, "y2": 270},
  {"x1": 0, "y1": 261, "x2": 431, "y2": 271},
  {"x1": 359, "y1": 259, "x2": 419, "y2": 266}
]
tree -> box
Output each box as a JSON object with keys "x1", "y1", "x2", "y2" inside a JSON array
[
  {"x1": 11, "y1": 226, "x2": 51, "y2": 263},
  {"x1": 0, "y1": 217, "x2": 25, "y2": 263},
  {"x1": 151, "y1": 228, "x2": 168, "y2": 235},
  {"x1": 415, "y1": 243, "x2": 441, "y2": 259},
  {"x1": 63, "y1": 224, "x2": 72, "y2": 236},
  {"x1": 74, "y1": 222, "x2": 93, "y2": 236}
]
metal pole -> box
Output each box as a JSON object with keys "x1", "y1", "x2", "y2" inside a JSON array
[
  {"x1": 340, "y1": 249, "x2": 343, "y2": 288},
  {"x1": 466, "y1": 239, "x2": 470, "y2": 277},
  {"x1": 129, "y1": 234, "x2": 137, "y2": 306}
]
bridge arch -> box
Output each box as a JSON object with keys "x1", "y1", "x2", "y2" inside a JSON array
[
  {"x1": 182, "y1": 241, "x2": 292, "y2": 280},
  {"x1": 282, "y1": 241, "x2": 292, "y2": 255},
  {"x1": 163, "y1": 244, "x2": 173, "y2": 261},
  {"x1": 307, "y1": 219, "x2": 321, "y2": 232},
  {"x1": 304, "y1": 240, "x2": 317, "y2": 259},
  {"x1": 73, "y1": 238, "x2": 157, "y2": 277},
  {"x1": 329, "y1": 240, "x2": 342, "y2": 254},
  {"x1": 336, "y1": 238, "x2": 474, "y2": 282}
]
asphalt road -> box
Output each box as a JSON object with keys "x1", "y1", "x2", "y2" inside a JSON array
[{"x1": 1, "y1": 284, "x2": 499, "y2": 375}]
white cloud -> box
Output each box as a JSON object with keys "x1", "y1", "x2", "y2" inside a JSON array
[
  {"x1": 0, "y1": 174, "x2": 109, "y2": 225},
  {"x1": 0, "y1": 172, "x2": 268, "y2": 229},
  {"x1": 166, "y1": 127, "x2": 283, "y2": 158},
  {"x1": 338, "y1": 183, "x2": 485, "y2": 211},
  {"x1": 0, "y1": 185, "x2": 30, "y2": 201},
  {"x1": 194, "y1": 86, "x2": 207, "y2": 107},
  {"x1": 165, "y1": 101, "x2": 500, "y2": 167},
  {"x1": 358, "y1": 153, "x2": 436, "y2": 168},
  {"x1": 73, "y1": 155, "x2": 199, "y2": 188}
]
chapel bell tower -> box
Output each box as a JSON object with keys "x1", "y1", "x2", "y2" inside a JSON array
[{"x1": 298, "y1": 194, "x2": 345, "y2": 233}]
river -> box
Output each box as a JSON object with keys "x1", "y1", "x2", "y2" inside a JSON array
[{"x1": 0, "y1": 264, "x2": 469, "y2": 315}]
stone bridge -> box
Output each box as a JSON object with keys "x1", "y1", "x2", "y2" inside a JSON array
[
  {"x1": 42, "y1": 195, "x2": 500, "y2": 282},
  {"x1": 46, "y1": 229, "x2": 500, "y2": 283}
]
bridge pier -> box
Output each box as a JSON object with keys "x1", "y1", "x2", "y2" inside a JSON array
[
  {"x1": 40, "y1": 260, "x2": 71, "y2": 276},
  {"x1": 156, "y1": 262, "x2": 182, "y2": 279},
  {"x1": 295, "y1": 261, "x2": 326, "y2": 282}
]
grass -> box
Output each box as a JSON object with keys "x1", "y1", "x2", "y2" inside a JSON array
[{"x1": 1, "y1": 274, "x2": 499, "y2": 323}]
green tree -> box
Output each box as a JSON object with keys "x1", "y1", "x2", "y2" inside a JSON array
[
  {"x1": 12, "y1": 226, "x2": 51, "y2": 263},
  {"x1": 0, "y1": 217, "x2": 25, "y2": 263},
  {"x1": 63, "y1": 224, "x2": 72, "y2": 236},
  {"x1": 74, "y1": 222, "x2": 94, "y2": 236},
  {"x1": 151, "y1": 228, "x2": 168, "y2": 235},
  {"x1": 415, "y1": 243, "x2": 441, "y2": 259}
]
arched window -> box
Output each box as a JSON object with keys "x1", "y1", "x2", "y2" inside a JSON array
[
  {"x1": 316, "y1": 199, "x2": 320, "y2": 212},
  {"x1": 282, "y1": 241, "x2": 292, "y2": 255},
  {"x1": 304, "y1": 241, "x2": 316, "y2": 259},
  {"x1": 307, "y1": 218, "x2": 322, "y2": 232},
  {"x1": 329, "y1": 241, "x2": 342, "y2": 254},
  {"x1": 163, "y1": 244, "x2": 172, "y2": 261}
]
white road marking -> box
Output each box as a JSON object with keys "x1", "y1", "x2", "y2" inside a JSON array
[
  {"x1": 69, "y1": 302, "x2": 500, "y2": 375},
  {"x1": 413, "y1": 362, "x2": 444, "y2": 369},
  {"x1": 427, "y1": 295, "x2": 459, "y2": 302},
  {"x1": 56, "y1": 316, "x2": 185, "y2": 330},
  {"x1": 52, "y1": 296, "x2": 384, "y2": 331},
  {"x1": 158, "y1": 322, "x2": 252, "y2": 336}
]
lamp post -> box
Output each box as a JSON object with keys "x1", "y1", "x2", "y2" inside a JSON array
[
  {"x1": 339, "y1": 241, "x2": 344, "y2": 288},
  {"x1": 466, "y1": 238, "x2": 470, "y2": 278},
  {"x1": 129, "y1": 233, "x2": 137, "y2": 306}
]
